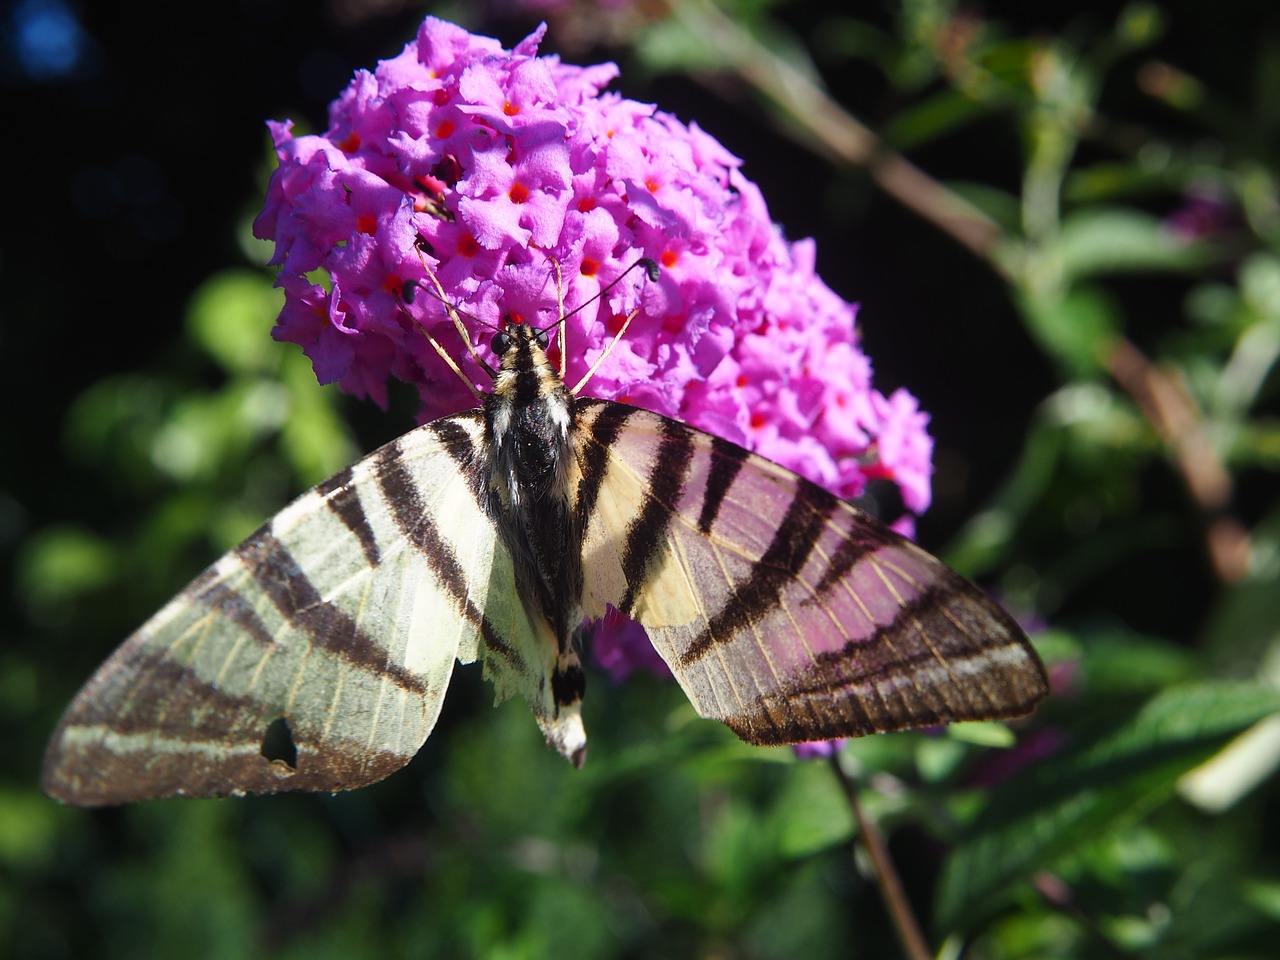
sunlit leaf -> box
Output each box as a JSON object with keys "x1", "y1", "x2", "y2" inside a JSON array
[
  {"x1": 1019, "y1": 283, "x2": 1118, "y2": 375},
  {"x1": 186, "y1": 270, "x2": 284, "y2": 376}
]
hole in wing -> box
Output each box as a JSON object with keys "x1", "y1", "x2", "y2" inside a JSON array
[{"x1": 260, "y1": 716, "x2": 298, "y2": 774}]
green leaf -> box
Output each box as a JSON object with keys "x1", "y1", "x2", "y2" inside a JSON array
[
  {"x1": 17, "y1": 526, "x2": 118, "y2": 626},
  {"x1": 636, "y1": 16, "x2": 734, "y2": 73},
  {"x1": 947, "y1": 721, "x2": 1019, "y2": 748},
  {"x1": 278, "y1": 352, "x2": 360, "y2": 485},
  {"x1": 946, "y1": 181, "x2": 1023, "y2": 234},
  {"x1": 0, "y1": 786, "x2": 61, "y2": 870},
  {"x1": 1231, "y1": 420, "x2": 1280, "y2": 469},
  {"x1": 882, "y1": 89, "x2": 987, "y2": 150},
  {"x1": 1076, "y1": 630, "x2": 1197, "y2": 695},
  {"x1": 1019, "y1": 282, "x2": 1119, "y2": 375},
  {"x1": 1185, "y1": 279, "x2": 1241, "y2": 327},
  {"x1": 1238, "y1": 251, "x2": 1280, "y2": 316},
  {"x1": 773, "y1": 761, "x2": 854, "y2": 858},
  {"x1": 935, "y1": 682, "x2": 1280, "y2": 932},
  {"x1": 186, "y1": 269, "x2": 284, "y2": 376},
  {"x1": 1245, "y1": 879, "x2": 1280, "y2": 921},
  {"x1": 1115, "y1": 2, "x2": 1165, "y2": 48},
  {"x1": 1058, "y1": 208, "x2": 1214, "y2": 282},
  {"x1": 1199, "y1": 564, "x2": 1280, "y2": 672},
  {"x1": 1062, "y1": 161, "x2": 1169, "y2": 203},
  {"x1": 916, "y1": 734, "x2": 970, "y2": 784}
]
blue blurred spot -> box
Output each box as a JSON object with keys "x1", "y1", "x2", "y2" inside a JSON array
[{"x1": 12, "y1": 0, "x2": 85, "y2": 80}]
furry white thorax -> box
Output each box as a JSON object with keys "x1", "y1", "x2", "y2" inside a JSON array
[{"x1": 485, "y1": 327, "x2": 574, "y2": 513}]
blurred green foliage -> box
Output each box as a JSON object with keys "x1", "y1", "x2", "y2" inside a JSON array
[{"x1": 5, "y1": 1, "x2": 1280, "y2": 958}]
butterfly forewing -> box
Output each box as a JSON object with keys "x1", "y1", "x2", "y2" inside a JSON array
[
  {"x1": 572, "y1": 399, "x2": 1047, "y2": 744},
  {"x1": 42, "y1": 413, "x2": 505, "y2": 805}
]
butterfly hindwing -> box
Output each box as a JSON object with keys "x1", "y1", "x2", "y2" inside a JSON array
[
  {"x1": 40, "y1": 411, "x2": 529, "y2": 805},
  {"x1": 572, "y1": 399, "x2": 1048, "y2": 745}
]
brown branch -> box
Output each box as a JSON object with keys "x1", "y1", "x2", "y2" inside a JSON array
[
  {"x1": 829, "y1": 756, "x2": 933, "y2": 960},
  {"x1": 676, "y1": 0, "x2": 1005, "y2": 262},
  {"x1": 1104, "y1": 336, "x2": 1250, "y2": 582}
]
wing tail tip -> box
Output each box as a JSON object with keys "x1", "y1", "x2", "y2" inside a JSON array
[{"x1": 40, "y1": 764, "x2": 142, "y2": 808}]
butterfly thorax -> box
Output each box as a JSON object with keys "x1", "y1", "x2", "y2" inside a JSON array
[{"x1": 483, "y1": 323, "x2": 584, "y2": 662}]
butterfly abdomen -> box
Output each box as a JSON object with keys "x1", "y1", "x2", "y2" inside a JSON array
[{"x1": 471, "y1": 323, "x2": 591, "y2": 763}]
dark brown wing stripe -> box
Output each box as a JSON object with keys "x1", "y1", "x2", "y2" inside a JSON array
[
  {"x1": 809, "y1": 515, "x2": 894, "y2": 599},
  {"x1": 786, "y1": 583, "x2": 1044, "y2": 709},
  {"x1": 57, "y1": 651, "x2": 272, "y2": 740},
  {"x1": 618, "y1": 416, "x2": 695, "y2": 617},
  {"x1": 43, "y1": 652, "x2": 414, "y2": 803},
  {"x1": 572, "y1": 400, "x2": 637, "y2": 529},
  {"x1": 236, "y1": 527, "x2": 429, "y2": 697},
  {"x1": 809, "y1": 580, "x2": 966, "y2": 676},
  {"x1": 374, "y1": 439, "x2": 526, "y2": 673},
  {"x1": 318, "y1": 466, "x2": 381, "y2": 569},
  {"x1": 429, "y1": 413, "x2": 489, "y2": 509},
  {"x1": 679, "y1": 481, "x2": 841, "y2": 667},
  {"x1": 197, "y1": 578, "x2": 278, "y2": 650},
  {"x1": 697, "y1": 436, "x2": 747, "y2": 535}
]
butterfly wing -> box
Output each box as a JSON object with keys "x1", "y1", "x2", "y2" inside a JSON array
[
  {"x1": 41, "y1": 412, "x2": 531, "y2": 806},
  {"x1": 573, "y1": 399, "x2": 1048, "y2": 745}
]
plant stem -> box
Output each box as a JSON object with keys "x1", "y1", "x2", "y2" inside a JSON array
[
  {"x1": 1104, "y1": 336, "x2": 1250, "y2": 582},
  {"x1": 672, "y1": 0, "x2": 1003, "y2": 261},
  {"x1": 829, "y1": 755, "x2": 933, "y2": 960}
]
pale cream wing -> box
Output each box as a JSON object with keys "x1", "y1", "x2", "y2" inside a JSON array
[
  {"x1": 573, "y1": 399, "x2": 1048, "y2": 745},
  {"x1": 42, "y1": 412, "x2": 525, "y2": 805}
]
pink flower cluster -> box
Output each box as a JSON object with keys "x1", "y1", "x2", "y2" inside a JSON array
[
  {"x1": 254, "y1": 16, "x2": 933, "y2": 724},
  {"x1": 254, "y1": 17, "x2": 933, "y2": 520}
]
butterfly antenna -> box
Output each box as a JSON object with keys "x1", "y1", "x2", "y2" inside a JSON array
[
  {"x1": 551, "y1": 257, "x2": 568, "y2": 379},
  {"x1": 402, "y1": 240, "x2": 498, "y2": 395},
  {"x1": 567, "y1": 257, "x2": 660, "y2": 396},
  {"x1": 399, "y1": 282, "x2": 486, "y2": 403}
]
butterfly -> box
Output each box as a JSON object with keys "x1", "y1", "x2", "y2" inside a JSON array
[{"x1": 42, "y1": 258, "x2": 1048, "y2": 805}]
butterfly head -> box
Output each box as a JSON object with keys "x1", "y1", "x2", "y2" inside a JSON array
[
  {"x1": 490, "y1": 317, "x2": 560, "y2": 387},
  {"x1": 491, "y1": 320, "x2": 551, "y2": 368},
  {"x1": 487, "y1": 317, "x2": 571, "y2": 424}
]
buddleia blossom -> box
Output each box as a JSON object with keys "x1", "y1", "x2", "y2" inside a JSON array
[
  {"x1": 254, "y1": 15, "x2": 932, "y2": 521},
  {"x1": 591, "y1": 608, "x2": 672, "y2": 682},
  {"x1": 791, "y1": 738, "x2": 847, "y2": 760},
  {"x1": 254, "y1": 19, "x2": 935, "y2": 711}
]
